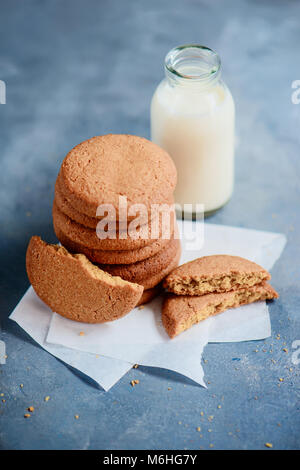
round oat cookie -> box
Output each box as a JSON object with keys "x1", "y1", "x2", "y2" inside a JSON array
[
  {"x1": 58, "y1": 134, "x2": 177, "y2": 219},
  {"x1": 54, "y1": 223, "x2": 176, "y2": 264},
  {"x1": 53, "y1": 200, "x2": 176, "y2": 252},
  {"x1": 26, "y1": 236, "x2": 143, "y2": 323},
  {"x1": 99, "y1": 238, "x2": 181, "y2": 289},
  {"x1": 55, "y1": 176, "x2": 175, "y2": 231}
]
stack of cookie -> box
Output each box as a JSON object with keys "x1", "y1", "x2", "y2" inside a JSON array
[
  {"x1": 53, "y1": 134, "x2": 181, "y2": 306},
  {"x1": 162, "y1": 255, "x2": 279, "y2": 337}
]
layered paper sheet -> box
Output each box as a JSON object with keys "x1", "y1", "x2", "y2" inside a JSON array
[{"x1": 10, "y1": 222, "x2": 286, "y2": 391}]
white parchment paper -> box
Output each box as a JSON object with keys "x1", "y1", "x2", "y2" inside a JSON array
[{"x1": 10, "y1": 222, "x2": 286, "y2": 391}]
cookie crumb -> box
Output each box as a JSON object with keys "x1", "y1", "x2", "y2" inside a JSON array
[
  {"x1": 79, "y1": 331, "x2": 85, "y2": 336},
  {"x1": 130, "y1": 379, "x2": 140, "y2": 387},
  {"x1": 196, "y1": 427, "x2": 201, "y2": 432},
  {"x1": 75, "y1": 414, "x2": 79, "y2": 419},
  {"x1": 44, "y1": 396, "x2": 50, "y2": 402},
  {"x1": 265, "y1": 442, "x2": 273, "y2": 448},
  {"x1": 133, "y1": 364, "x2": 139, "y2": 369},
  {"x1": 279, "y1": 378, "x2": 284, "y2": 382},
  {"x1": 24, "y1": 413, "x2": 31, "y2": 418},
  {"x1": 2, "y1": 399, "x2": 5, "y2": 403},
  {"x1": 138, "y1": 305, "x2": 145, "y2": 310},
  {"x1": 283, "y1": 348, "x2": 288, "y2": 353},
  {"x1": 27, "y1": 406, "x2": 34, "y2": 412},
  {"x1": 20, "y1": 384, "x2": 24, "y2": 389}
]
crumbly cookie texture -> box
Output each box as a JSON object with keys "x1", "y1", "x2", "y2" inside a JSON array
[
  {"x1": 162, "y1": 282, "x2": 279, "y2": 338},
  {"x1": 58, "y1": 134, "x2": 177, "y2": 219},
  {"x1": 26, "y1": 236, "x2": 143, "y2": 323},
  {"x1": 163, "y1": 255, "x2": 271, "y2": 296}
]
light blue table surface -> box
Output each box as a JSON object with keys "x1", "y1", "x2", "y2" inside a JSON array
[{"x1": 0, "y1": 0, "x2": 299, "y2": 450}]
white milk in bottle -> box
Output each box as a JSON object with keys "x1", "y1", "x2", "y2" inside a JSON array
[{"x1": 151, "y1": 45, "x2": 235, "y2": 217}]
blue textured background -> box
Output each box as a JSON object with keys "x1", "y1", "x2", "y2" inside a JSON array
[{"x1": 0, "y1": 0, "x2": 299, "y2": 450}]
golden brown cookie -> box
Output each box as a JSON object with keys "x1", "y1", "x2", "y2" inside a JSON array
[
  {"x1": 53, "y1": 201, "x2": 176, "y2": 252},
  {"x1": 136, "y1": 285, "x2": 162, "y2": 307},
  {"x1": 26, "y1": 236, "x2": 143, "y2": 323},
  {"x1": 54, "y1": 177, "x2": 123, "y2": 230},
  {"x1": 55, "y1": 175, "x2": 171, "y2": 231},
  {"x1": 54, "y1": 223, "x2": 177, "y2": 265},
  {"x1": 100, "y1": 238, "x2": 181, "y2": 289},
  {"x1": 58, "y1": 134, "x2": 177, "y2": 219},
  {"x1": 163, "y1": 255, "x2": 271, "y2": 296},
  {"x1": 162, "y1": 282, "x2": 279, "y2": 338}
]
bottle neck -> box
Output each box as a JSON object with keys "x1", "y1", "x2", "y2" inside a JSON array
[{"x1": 164, "y1": 44, "x2": 221, "y2": 91}]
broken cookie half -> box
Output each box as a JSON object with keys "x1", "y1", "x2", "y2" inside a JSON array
[
  {"x1": 162, "y1": 282, "x2": 279, "y2": 338},
  {"x1": 163, "y1": 255, "x2": 271, "y2": 296},
  {"x1": 26, "y1": 236, "x2": 143, "y2": 323}
]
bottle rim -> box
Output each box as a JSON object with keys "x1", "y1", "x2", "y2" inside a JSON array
[{"x1": 164, "y1": 44, "x2": 221, "y2": 84}]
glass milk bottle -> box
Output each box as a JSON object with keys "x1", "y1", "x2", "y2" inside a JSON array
[{"x1": 151, "y1": 45, "x2": 235, "y2": 217}]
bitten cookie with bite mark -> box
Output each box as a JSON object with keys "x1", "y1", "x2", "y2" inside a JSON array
[
  {"x1": 162, "y1": 282, "x2": 279, "y2": 338},
  {"x1": 26, "y1": 236, "x2": 143, "y2": 323},
  {"x1": 163, "y1": 255, "x2": 271, "y2": 296}
]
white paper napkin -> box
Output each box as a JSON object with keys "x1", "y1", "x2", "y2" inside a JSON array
[
  {"x1": 47, "y1": 295, "x2": 211, "y2": 388},
  {"x1": 10, "y1": 288, "x2": 133, "y2": 391},
  {"x1": 10, "y1": 222, "x2": 286, "y2": 391}
]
